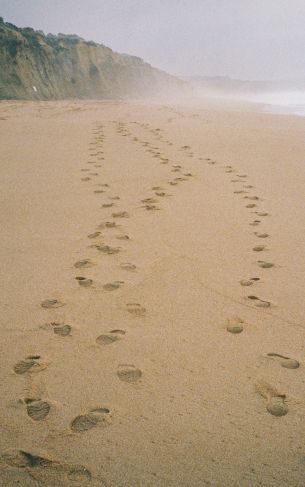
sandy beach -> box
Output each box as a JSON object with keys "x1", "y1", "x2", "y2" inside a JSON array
[{"x1": 1, "y1": 99, "x2": 305, "y2": 486}]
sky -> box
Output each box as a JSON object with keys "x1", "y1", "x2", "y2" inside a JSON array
[{"x1": 1, "y1": 0, "x2": 305, "y2": 81}]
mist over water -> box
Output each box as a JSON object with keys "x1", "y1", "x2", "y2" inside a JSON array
[{"x1": 248, "y1": 91, "x2": 305, "y2": 116}]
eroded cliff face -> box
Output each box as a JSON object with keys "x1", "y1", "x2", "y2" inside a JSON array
[{"x1": 0, "y1": 18, "x2": 186, "y2": 100}]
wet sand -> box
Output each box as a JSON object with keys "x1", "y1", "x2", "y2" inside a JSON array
[{"x1": 1, "y1": 99, "x2": 305, "y2": 486}]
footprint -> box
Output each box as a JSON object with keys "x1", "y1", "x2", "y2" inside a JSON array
[
  {"x1": 94, "y1": 244, "x2": 120, "y2": 254},
  {"x1": 256, "y1": 212, "x2": 269, "y2": 217},
  {"x1": 226, "y1": 316, "x2": 244, "y2": 334},
  {"x1": 98, "y1": 221, "x2": 117, "y2": 229},
  {"x1": 155, "y1": 191, "x2": 167, "y2": 197},
  {"x1": 267, "y1": 353, "x2": 300, "y2": 369},
  {"x1": 14, "y1": 356, "x2": 48, "y2": 375},
  {"x1": 250, "y1": 220, "x2": 261, "y2": 226},
  {"x1": 239, "y1": 279, "x2": 254, "y2": 286},
  {"x1": 52, "y1": 323, "x2": 72, "y2": 337},
  {"x1": 253, "y1": 245, "x2": 265, "y2": 252},
  {"x1": 112, "y1": 211, "x2": 129, "y2": 218},
  {"x1": 247, "y1": 295, "x2": 271, "y2": 308},
  {"x1": 96, "y1": 334, "x2": 120, "y2": 345},
  {"x1": 2, "y1": 449, "x2": 54, "y2": 469},
  {"x1": 87, "y1": 232, "x2": 101, "y2": 239},
  {"x1": 120, "y1": 262, "x2": 136, "y2": 271},
  {"x1": 101, "y1": 203, "x2": 114, "y2": 208},
  {"x1": 70, "y1": 408, "x2": 111, "y2": 432},
  {"x1": 144, "y1": 204, "x2": 159, "y2": 211},
  {"x1": 41, "y1": 299, "x2": 65, "y2": 309},
  {"x1": 94, "y1": 190, "x2": 105, "y2": 194},
  {"x1": 117, "y1": 365, "x2": 142, "y2": 383},
  {"x1": 1, "y1": 449, "x2": 93, "y2": 483},
  {"x1": 81, "y1": 177, "x2": 91, "y2": 182},
  {"x1": 244, "y1": 196, "x2": 260, "y2": 201},
  {"x1": 246, "y1": 203, "x2": 257, "y2": 208},
  {"x1": 74, "y1": 259, "x2": 95, "y2": 268},
  {"x1": 116, "y1": 234, "x2": 130, "y2": 241},
  {"x1": 255, "y1": 233, "x2": 269, "y2": 238},
  {"x1": 258, "y1": 261, "x2": 274, "y2": 269},
  {"x1": 126, "y1": 303, "x2": 146, "y2": 316},
  {"x1": 142, "y1": 198, "x2": 158, "y2": 204},
  {"x1": 75, "y1": 277, "x2": 93, "y2": 287},
  {"x1": 103, "y1": 281, "x2": 123, "y2": 291},
  {"x1": 255, "y1": 380, "x2": 288, "y2": 416},
  {"x1": 108, "y1": 196, "x2": 120, "y2": 201},
  {"x1": 26, "y1": 400, "x2": 51, "y2": 421}
]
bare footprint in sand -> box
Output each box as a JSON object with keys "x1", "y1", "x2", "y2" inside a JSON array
[
  {"x1": 41, "y1": 299, "x2": 65, "y2": 309},
  {"x1": 126, "y1": 303, "x2": 146, "y2": 316},
  {"x1": 14, "y1": 356, "x2": 48, "y2": 375},
  {"x1": 255, "y1": 380, "x2": 288, "y2": 416},
  {"x1": 75, "y1": 277, "x2": 93, "y2": 287},
  {"x1": 226, "y1": 316, "x2": 244, "y2": 334},
  {"x1": 74, "y1": 259, "x2": 95, "y2": 269},
  {"x1": 267, "y1": 353, "x2": 300, "y2": 369},
  {"x1": 117, "y1": 365, "x2": 142, "y2": 383},
  {"x1": 70, "y1": 408, "x2": 112, "y2": 433}
]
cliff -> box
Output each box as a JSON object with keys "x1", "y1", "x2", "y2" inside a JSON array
[{"x1": 0, "y1": 18, "x2": 186, "y2": 100}]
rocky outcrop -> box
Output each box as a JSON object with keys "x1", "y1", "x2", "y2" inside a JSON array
[{"x1": 0, "y1": 18, "x2": 186, "y2": 100}]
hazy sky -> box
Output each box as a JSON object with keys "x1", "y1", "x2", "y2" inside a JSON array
[{"x1": 1, "y1": 0, "x2": 305, "y2": 81}]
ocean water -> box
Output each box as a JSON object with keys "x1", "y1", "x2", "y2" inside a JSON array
[{"x1": 248, "y1": 91, "x2": 305, "y2": 117}]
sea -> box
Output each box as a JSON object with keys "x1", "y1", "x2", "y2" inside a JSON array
[{"x1": 248, "y1": 91, "x2": 305, "y2": 117}]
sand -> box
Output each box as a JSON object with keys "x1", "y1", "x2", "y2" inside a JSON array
[{"x1": 1, "y1": 98, "x2": 305, "y2": 486}]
